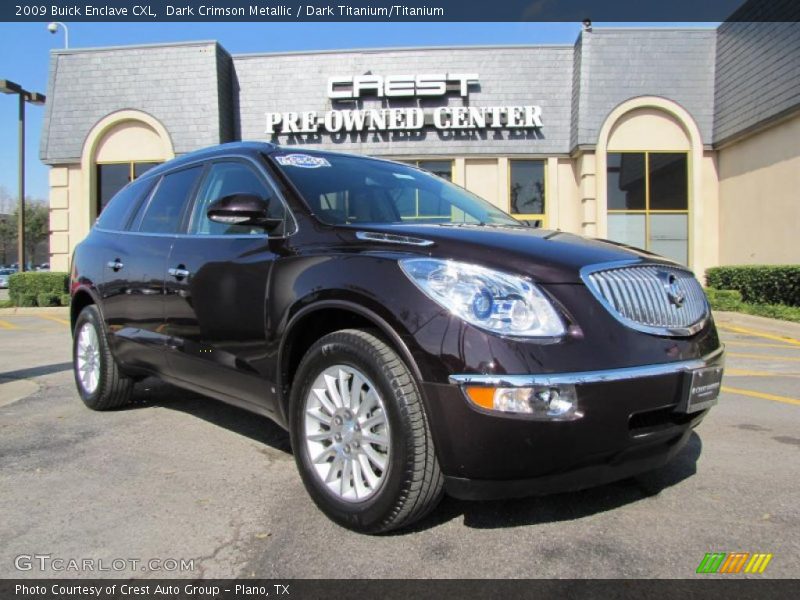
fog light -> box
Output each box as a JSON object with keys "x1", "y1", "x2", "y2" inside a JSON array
[{"x1": 465, "y1": 385, "x2": 580, "y2": 420}]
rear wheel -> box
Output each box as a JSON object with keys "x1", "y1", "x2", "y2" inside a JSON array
[
  {"x1": 289, "y1": 329, "x2": 443, "y2": 533},
  {"x1": 72, "y1": 304, "x2": 134, "y2": 410}
]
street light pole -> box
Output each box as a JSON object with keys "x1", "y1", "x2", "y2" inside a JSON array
[
  {"x1": 47, "y1": 22, "x2": 70, "y2": 49},
  {"x1": 18, "y1": 92, "x2": 25, "y2": 271},
  {"x1": 1, "y1": 80, "x2": 46, "y2": 272}
]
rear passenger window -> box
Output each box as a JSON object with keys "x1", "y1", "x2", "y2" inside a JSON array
[
  {"x1": 95, "y1": 177, "x2": 156, "y2": 232},
  {"x1": 136, "y1": 166, "x2": 202, "y2": 234}
]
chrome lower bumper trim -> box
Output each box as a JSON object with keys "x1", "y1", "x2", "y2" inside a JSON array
[{"x1": 448, "y1": 346, "x2": 725, "y2": 387}]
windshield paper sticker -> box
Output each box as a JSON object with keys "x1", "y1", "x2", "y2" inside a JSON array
[{"x1": 276, "y1": 154, "x2": 331, "y2": 168}]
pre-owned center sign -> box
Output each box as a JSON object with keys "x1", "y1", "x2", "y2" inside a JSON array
[{"x1": 264, "y1": 73, "x2": 543, "y2": 135}]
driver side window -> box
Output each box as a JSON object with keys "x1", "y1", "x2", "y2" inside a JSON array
[{"x1": 189, "y1": 161, "x2": 281, "y2": 235}]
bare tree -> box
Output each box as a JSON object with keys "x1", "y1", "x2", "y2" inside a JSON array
[{"x1": 0, "y1": 185, "x2": 14, "y2": 214}]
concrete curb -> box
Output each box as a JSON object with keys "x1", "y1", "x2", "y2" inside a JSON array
[
  {"x1": 714, "y1": 310, "x2": 800, "y2": 340},
  {"x1": 0, "y1": 306, "x2": 70, "y2": 317}
]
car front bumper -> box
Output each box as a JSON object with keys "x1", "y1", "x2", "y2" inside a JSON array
[{"x1": 422, "y1": 346, "x2": 724, "y2": 500}]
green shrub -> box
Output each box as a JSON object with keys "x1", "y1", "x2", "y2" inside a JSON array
[
  {"x1": 705, "y1": 288, "x2": 742, "y2": 311},
  {"x1": 744, "y1": 303, "x2": 800, "y2": 323},
  {"x1": 706, "y1": 265, "x2": 800, "y2": 306},
  {"x1": 706, "y1": 287, "x2": 800, "y2": 323},
  {"x1": 36, "y1": 292, "x2": 61, "y2": 307},
  {"x1": 17, "y1": 293, "x2": 38, "y2": 307},
  {"x1": 59, "y1": 294, "x2": 71, "y2": 307},
  {"x1": 8, "y1": 272, "x2": 69, "y2": 307}
]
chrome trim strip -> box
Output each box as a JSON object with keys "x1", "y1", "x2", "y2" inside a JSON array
[
  {"x1": 94, "y1": 228, "x2": 274, "y2": 240},
  {"x1": 448, "y1": 346, "x2": 724, "y2": 387},
  {"x1": 355, "y1": 231, "x2": 435, "y2": 247},
  {"x1": 579, "y1": 260, "x2": 710, "y2": 337}
]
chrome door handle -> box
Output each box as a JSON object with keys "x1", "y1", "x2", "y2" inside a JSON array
[
  {"x1": 106, "y1": 259, "x2": 124, "y2": 271},
  {"x1": 168, "y1": 267, "x2": 190, "y2": 280}
]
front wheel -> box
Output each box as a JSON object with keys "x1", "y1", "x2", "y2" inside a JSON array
[
  {"x1": 289, "y1": 329, "x2": 443, "y2": 533},
  {"x1": 72, "y1": 304, "x2": 134, "y2": 410}
]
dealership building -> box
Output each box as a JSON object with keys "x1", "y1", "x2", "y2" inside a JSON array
[{"x1": 39, "y1": 17, "x2": 800, "y2": 276}]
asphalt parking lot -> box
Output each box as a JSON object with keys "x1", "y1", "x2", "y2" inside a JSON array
[{"x1": 0, "y1": 309, "x2": 798, "y2": 579}]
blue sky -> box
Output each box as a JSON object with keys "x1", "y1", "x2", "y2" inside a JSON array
[{"x1": 0, "y1": 21, "x2": 715, "y2": 203}]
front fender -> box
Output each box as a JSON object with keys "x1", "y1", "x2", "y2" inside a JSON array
[{"x1": 267, "y1": 252, "x2": 455, "y2": 420}]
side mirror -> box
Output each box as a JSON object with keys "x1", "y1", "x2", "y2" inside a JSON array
[{"x1": 206, "y1": 193, "x2": 283, "y2": 231}]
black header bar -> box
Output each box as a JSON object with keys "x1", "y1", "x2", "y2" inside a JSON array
[
  {"x1": 3, "y1": 0, "x2": 800, "y2": 23},
  {"x1": 2, "y1": 579, "x2": 798, "y2": 600}
]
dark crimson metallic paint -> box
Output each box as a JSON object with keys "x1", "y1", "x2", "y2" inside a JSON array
[{"x1": 70, "y1": 142, "x2": 722, "y2": 500}]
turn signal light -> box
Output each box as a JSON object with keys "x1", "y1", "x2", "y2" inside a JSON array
[{"x1": 465, "y1": 384, "x2": 581, "y2": 420}]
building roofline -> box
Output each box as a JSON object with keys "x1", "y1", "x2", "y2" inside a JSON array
[
  {"x1": 50, "y1": 40, "x2": 219, "y2": 55},
  {"x1": 589, "y1": 26, "x2": 718, "y2": 32},
  {"x1": 231, "y1": 43, "x2": 577, "y2": 59}
]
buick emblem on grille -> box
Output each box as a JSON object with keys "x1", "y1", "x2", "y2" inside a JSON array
[{"x1": 658, "y1": 270, "x2": 686, "y2": 308}]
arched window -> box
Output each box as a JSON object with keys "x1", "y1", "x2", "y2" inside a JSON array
[
  {"x1": 597, "y1": 100, "x2": 702, "y2": 267},
  {"x1": 82, "y1": 111, "x2": 174, "y2": 221}
]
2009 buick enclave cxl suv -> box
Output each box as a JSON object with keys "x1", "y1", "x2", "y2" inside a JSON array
[{"x1": 70, "y1": 142, "x2": 724, "y2": 533}]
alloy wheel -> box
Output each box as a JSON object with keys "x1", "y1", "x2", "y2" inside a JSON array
[
  {"x1": 303, "y1": 364, "x2": 391, "y2": 502},
  {"x1": 76, "y1": 322, "x2": 101, "y2": 394}
]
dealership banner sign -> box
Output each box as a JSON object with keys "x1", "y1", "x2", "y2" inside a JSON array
[
  {"x1": 265, "y1": 106, "x2": 543, "y2": 134},
  {"x1": 265, "y1": 73, "x2": 543, "y2": 135}
]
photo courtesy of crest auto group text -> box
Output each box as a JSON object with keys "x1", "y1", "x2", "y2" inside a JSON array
[{"x1": 0, "y1": 0, "x2": 798, "y2": 595}]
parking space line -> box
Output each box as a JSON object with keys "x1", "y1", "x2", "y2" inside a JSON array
[
  {"x1": 727, "y1": 352, "x2": 800, "y2": 362},
  {"x1": 723, "y1": 340, "x2": 800, "y2": 350},
  {"x1": 717, "y1": 324, "x2": 800, "y2": 347},
  {"x1": 726, "y1": 369, "x2": 800, "y2": 378},
  {"x1": 37, "y1": 314, "x2": 70, "y2": 326},
  {"x1": 0, "y1": 319, "x2": 19, "y2": 330},
  {"x1": 722, "y1": 385, "x2": 800, "y2": 407}
]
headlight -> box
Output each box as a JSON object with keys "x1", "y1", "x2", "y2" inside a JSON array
[
  {"x1": 465, "y1": 385, "x2": 581, "y2": 420},
  {"x1": 399, "y1": 258, "x2": 566, "y2": 337}
]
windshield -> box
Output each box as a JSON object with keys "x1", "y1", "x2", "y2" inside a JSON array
[{"x1": 271, "y1": 152, "x2": 520, "y2": 227}]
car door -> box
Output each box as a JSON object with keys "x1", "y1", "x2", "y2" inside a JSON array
[
  {"x1": 101, "y1": 165, "x2": 204, "y2": 373},
  {"x1": 163, "y1": 158, "x2": 292, "y2": 414}
]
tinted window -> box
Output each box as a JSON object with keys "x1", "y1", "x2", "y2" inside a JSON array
[
  {"x1": 606, "y1": 152, "x2": 689, "y2": 265},
  {"x1": 133, "y1": 162, "x2": 160, "y2": 179},
  {"x1": 509, "y1": 160, "x2": 546, "y2": 216},
  {"x1": 189, "y1": 161, "x2": 284, "y2": 235},
  {"x1": 95, "y1": 177, "x2": 156, "y2": 232},
  {"x1": 97, "y1": 162, "x2": 163, "y2": 216},
  {"x1": 417, "y1": 160, "x2": 452, "y2": 181},
  {"x1": 649, "y1": 153, "x2": 688, "y2": 210},
  {"x1": 137, "y1": 167, "x2": 202, "y2": 234},
  {"x1": 607, "y1": 153, "x2": 646, "y2": 210},
  {"x1": 274, "y1": 153, "x2": 518, "y2": 227},
  {"x1": 97, "y1": 164, "x2": 131, "y2": 214}
]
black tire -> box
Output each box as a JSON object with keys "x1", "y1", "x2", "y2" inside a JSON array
[
  {"x1": 72, "y1": 304, "x2": 134, "y2": 410},
  {"x1": 289, "y1": 329, "x2": 444, "y2": 533}
]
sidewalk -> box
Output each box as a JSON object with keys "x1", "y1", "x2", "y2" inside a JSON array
[
  {"x1": 713, "y1": 310, "x2": 800, "y2": 343},
  {"x1": 0, "y1": 306, "x2": 69, "y2": 317}
]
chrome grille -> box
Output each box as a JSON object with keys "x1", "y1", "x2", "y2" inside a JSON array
[{"x1": 582, "y1": 264, "x2": 709, "y2": 336}]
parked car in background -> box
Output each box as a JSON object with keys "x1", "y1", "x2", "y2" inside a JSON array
[
  {"x1": 68, "y1": 142, "x2": 724, "y2": 533},
  {"x1": 0, "y1": 268, "x2": 14, "y2": 289}
]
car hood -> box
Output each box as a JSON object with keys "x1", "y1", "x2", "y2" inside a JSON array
[{"x1": 354, "y1": 223, "x2": 680, "y2": 283}]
